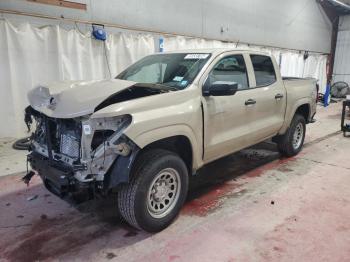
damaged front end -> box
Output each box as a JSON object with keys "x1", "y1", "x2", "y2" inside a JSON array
[{"x1": 25, "y1": 106, "x2": 139, "y2": 199}]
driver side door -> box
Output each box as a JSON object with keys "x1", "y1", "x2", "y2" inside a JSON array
[{"x1": 202, "y1": 53, "x2": 258, "y2": 163}]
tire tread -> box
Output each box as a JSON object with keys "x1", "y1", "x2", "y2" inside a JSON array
[
  {"x1": 277, "y1": 114, "x2": 306, "y2": 157},
  {"x1": 118, "y1": 149, "x2": 180, "y2": 230}
]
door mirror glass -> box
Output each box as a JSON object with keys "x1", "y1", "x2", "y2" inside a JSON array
[{"x1": 203, "y1": 81, "x2": 238, "y2": 96}]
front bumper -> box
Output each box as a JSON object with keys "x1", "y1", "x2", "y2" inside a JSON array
[{"x1": 28, "y1": 152, "x2": 90, "y2": 197}]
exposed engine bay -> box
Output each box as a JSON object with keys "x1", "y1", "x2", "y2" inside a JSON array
[{"x1": 25, "y1": 105, "x2": 139, "y2": 197}]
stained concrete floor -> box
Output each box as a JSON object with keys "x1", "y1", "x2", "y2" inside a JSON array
[{"x1": 0, "y1": 102, "x2": 349, "y2": 262}]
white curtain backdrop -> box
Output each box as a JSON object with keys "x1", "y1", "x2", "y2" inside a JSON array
[
  {"x1": 163, "y1": 36, "x2": 235, "y2": 50},
  {"x1": 106, "y1": 32, "x2": 156, "y2": 77},
  {"x1": 280, "y1": 52, "x2": 305, "y2": 77},
  {"x1": 280, "y1": 51, "x2": 327, "y2": 93},
  {"x1": 0, "y1": 20, "x2": 155, "y2": 137},
  {"x1": 303, "y1": 54, "x2": 328, "y2": 93}
]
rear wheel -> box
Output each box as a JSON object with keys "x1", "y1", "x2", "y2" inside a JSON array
[
  {"x1": 118, "y1": 149, "x2": 189, "y2": 232},
  {"x1": 276, "y1": 114, "x2": 306, "y2": 157}
]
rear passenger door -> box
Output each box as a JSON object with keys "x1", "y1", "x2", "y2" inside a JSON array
[{"x1": 246, "y1": 54, "x2": 286, "y2": 143}]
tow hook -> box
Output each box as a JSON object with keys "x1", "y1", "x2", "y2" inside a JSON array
[{"x1": 22, "y1": 170, "x2": 36, "y2": 186}]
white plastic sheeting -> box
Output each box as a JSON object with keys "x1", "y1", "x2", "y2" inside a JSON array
[
  {"x1": 280, "y1": 52, "x2": 305, "y2": 77},
  {"x1": 0, "y1": 20, "x2": 155, "y2": 137},
  {"x1": 280, "y1": 51, "x2": 327, "y2": 93},
  {"x1": 106, "y1": 33, "x2": 156, "y2": 77},
  {"x1": 303, "y1": 54, "x2": 328, "y2": 93}
]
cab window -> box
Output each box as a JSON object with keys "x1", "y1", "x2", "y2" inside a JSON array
[
  {"x1": 117, "y1": 53, "x2": 211, "y2": 90},
  {"x1": 205, "y1": 55, "x2": 249, "y2": 90},
  {"x1": 250, "y1": 55, "x2": 276, "y2": 86}
]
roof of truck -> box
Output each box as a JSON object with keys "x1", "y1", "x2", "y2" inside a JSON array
[{"x1": 162, "y1": 48, "x2": 270, "y2": 56}]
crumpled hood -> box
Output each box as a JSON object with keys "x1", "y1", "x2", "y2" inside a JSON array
[{"x1": 28, "y1": 79, "x2": 137, "y2": 118}]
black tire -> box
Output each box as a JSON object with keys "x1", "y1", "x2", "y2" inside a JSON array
[
  {"x1": 118, "y1": 149, "x2": 189, "y2": 232},
  {"x1": 276, "y1": 114, "x2": 306, "y2": 157},
  {"x1": 12, "y1": 137, "x2": 31, "y2": 150}
]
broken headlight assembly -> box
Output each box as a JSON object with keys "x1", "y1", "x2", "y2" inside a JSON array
[
  {"x1": 82, "y1": 115, "x2": 132, "y2": 155},
  {"x1": 79, "y1": 115, "x2": 134, "y2": 178}
]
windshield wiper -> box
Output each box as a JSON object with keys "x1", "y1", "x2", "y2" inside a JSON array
[{"x1": 133, "y1": 83, "x2": 178, "y2": 92}]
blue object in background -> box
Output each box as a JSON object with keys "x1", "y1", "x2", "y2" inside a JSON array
[
  {"x1": 92, "y1": 24, "x2": 107, "y2": 41},
  {"x1": 323, "y1": 83, "x2": 330, "y2": 107},
  {"x1": 159, "y1": 37, "x2": 164, "y2": 52}
]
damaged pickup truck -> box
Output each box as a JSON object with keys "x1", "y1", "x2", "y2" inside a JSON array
[{"x1": 25, "y1": 49, "x2": 317, "y2": 232}]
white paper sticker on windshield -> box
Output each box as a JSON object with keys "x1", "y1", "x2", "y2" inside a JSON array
[
  {"x1": 184, "y1": 54, "x2": 209, "y2": 60},
  {"x1": 173, "y1": 76, "x2": 184, "y2": 82}
]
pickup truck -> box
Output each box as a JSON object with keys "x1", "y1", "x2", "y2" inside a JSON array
[{"x1": 25, "y1": 49, "x2": 317, "y2": 232}]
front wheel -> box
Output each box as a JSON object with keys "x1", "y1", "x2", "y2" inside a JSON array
[
  {"x1": 118, "y1": 149, "x2": 189, "y2": 232},
  {"x1": 276, "y1": 114, "x2": 306, "y2": 157}
]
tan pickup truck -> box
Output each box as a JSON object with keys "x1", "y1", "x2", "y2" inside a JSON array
[{"x1": 25, "y1": 49, "x2": 317, "y2": 232}]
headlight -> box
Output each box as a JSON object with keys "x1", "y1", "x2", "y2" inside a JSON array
[
  {"x1": 84, "y1": 115, "x2": 132, "y2": 135},
  {"x1": 82, "y1": 115, "x2": 132, "y2": 154}
]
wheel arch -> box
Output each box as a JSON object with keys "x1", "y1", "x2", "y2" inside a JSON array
[
  {"x1": 141, "y1": 135, "x2": 193, "y2": 175},
  {"x1": 128, "y1": 125, "x2": 202, "y2": 173},
  {"x1": 295, "y1": 103, "x2": 310, "y2": 122},
  {"x1": 279, "y1": 98, "x2": 312, "y2": 135}
]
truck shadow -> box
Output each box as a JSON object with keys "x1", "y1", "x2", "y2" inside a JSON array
[
  {"x1": 188, "y1": 141, "x2": 279, "y2": 200},
  {"x1": 0, "y1": 142, "x2": 281, "y2": 261}
]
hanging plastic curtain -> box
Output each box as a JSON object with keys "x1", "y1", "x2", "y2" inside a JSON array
[
  {"x1": 280, "y1": 51, "x2": 305, "y2": 77},
  {"x1": 303, "y1": 54, "x2": 328, "y2": 93},
  {"x1": 106, "y1": 32, "x2": 155, "y2": 77},
  {"x1": 163, "y1": 36, "x2": 239, "y2": 51}
]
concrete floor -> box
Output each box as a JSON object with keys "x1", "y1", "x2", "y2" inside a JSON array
[{"x1": 0, "y1": 102, "x2": 349, "y2": 261}]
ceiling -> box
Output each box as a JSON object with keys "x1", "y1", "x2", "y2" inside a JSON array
[{"x1": 322, "y1": 0, "x2": 350, "y2": 15}]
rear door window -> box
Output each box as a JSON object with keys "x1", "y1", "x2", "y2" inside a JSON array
[{"x1": 250, "y1": 55, "x2": 276, "y2": 86}]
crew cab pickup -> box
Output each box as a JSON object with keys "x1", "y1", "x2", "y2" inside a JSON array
[{"x1": 25, "y1": 49, "x2": 317, "y2": 232}]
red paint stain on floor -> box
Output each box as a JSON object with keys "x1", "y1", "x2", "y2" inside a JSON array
[
  {"x1": 182, "y1": 157, "x2": 296, "y2": 217},
  {"x1": 182, "y1": 182, "x2": 241, "y2": 216},
  {"x1": 245, "y1": 157, "x2": 296, "y2": 178}
]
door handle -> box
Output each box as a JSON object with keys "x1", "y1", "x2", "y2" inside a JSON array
[
  {"x1": 275, "y1": 93, "x2": 284, "y2": 99},
  {"x1": 245, "y1": 99, "x2": 256, "y2": 106}
]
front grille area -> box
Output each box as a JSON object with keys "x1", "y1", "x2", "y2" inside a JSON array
[
  {"x1": 32, "y1": 111, "x2": 82, "y2": 162},
  {"x1": 60, "y1": 133, "x2": 80, "y2": 159}
]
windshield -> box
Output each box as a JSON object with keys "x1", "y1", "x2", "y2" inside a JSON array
[{"x1": 116, "y1": 53, "x2": 211, "y2": 90}]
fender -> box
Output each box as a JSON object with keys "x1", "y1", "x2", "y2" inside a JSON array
[
  {"x1": 279, "y1": 97, "x2": 312, "y2": 134},
  {"x1": 104, "y1": 142, "x2": 140, "y2": 189},
  {"x1": 104, "y1": 124, "x2": 200, "y2": 189},
  {"x1": 128, "y1": 124, "x2": 203, "y2": 171}
]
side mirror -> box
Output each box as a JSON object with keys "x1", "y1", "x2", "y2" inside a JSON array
[{"x1": 203, "y1": 81, "x2": 238, "y2": 96}]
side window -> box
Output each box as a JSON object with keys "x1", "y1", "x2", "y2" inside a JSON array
[
  {"x1": 250, "y1": 55, "x2": 276, "y2": 86},
  {"x1": 205, "y1": 55, "x2": 249, "y2": 90}
]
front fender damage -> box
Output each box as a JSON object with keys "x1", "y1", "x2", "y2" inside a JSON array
[{"x1": 104, "y1": 143, "x2": 140, "y2": 190}]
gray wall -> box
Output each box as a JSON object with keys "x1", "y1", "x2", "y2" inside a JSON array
[
  {"x1": 333, "y1": 15, "x2": 350, "y2": 83},
  {"x1": 0, "y1": 0, "x2": 332, "y2": 53}
]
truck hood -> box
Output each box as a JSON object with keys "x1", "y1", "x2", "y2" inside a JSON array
[{"x1": 27, "y1": 79, "x2": 171, "y2": 118}]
